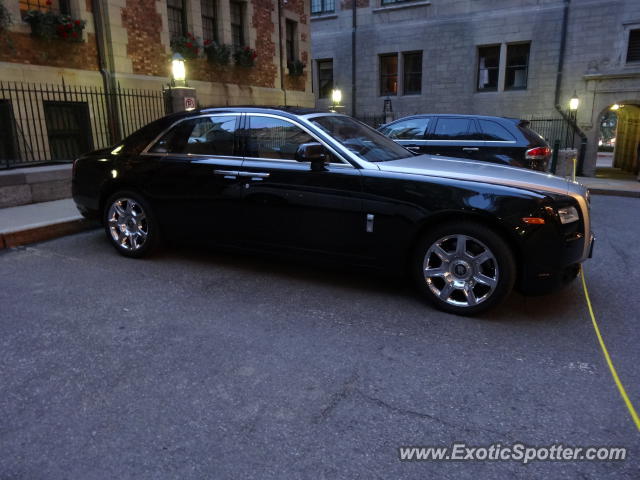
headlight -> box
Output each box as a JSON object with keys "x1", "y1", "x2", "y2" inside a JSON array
[{"x1": 557, "y1": 206, "x2": 580, "y2": 224}]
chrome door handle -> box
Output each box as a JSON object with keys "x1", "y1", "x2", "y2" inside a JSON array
[
  {"x1": 462, "y1": 147, "x2": 479, "y2": 152},
  {"x1": 238, "y1": 171, "x2": 270, "y2": 179},
  {"x1": 214, "y1": 169, "x2": 239, "y2": 179},
  {"x1": 406, "y1": 146, "x2": 420, "y2": 150}
]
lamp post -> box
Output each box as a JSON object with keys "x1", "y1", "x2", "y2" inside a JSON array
[
  {"x1": 164, "y1": 53, "x2": 197, "y2": 114},
  {"x1": 568, "y1": 91, "x2": 579, "y2": 149},
  {"x1": 330, "y1": 88, "x2": 343, "y2": 112},
  {"x1": 171, "y1": 53, "x2": 187, "y2": 87}
]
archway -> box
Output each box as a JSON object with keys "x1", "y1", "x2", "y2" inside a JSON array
[{"x1": 595, "y1": 102, "x2": 640, "y2": 178}]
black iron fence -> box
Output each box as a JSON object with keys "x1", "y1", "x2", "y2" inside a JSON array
[
  {"x1": 524, "y1": 116, "x2": 577, "y2": 150},
  {"x1": 0, "y1": 79, "x2": 166, "y2": 169}
]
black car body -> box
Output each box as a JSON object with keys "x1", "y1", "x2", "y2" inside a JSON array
[
  {"x1": 379, "y1": 114, "x2": 551, "y2": 171},
  {"x1": 72, "y1": 107, "x2": 593, "y2": 315}
]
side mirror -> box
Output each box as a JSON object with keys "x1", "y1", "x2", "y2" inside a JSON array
[{"x1": 295, "y1": 142, "x2": 329, "y2": 171}]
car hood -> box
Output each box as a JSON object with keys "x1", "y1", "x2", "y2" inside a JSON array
[{"x1": 378, "y1": 155, "x2": 586, "y2": 197}]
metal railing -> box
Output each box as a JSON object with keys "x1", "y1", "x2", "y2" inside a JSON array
[{"x1": 0, "y1": 79, "x2": 166, "y2": 169}]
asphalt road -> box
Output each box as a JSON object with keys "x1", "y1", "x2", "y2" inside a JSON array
[{"x1": 0, "y1": 195, "x2": 638, "y2": 479}]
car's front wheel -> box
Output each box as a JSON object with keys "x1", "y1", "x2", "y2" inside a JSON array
[
  {"x1": 103, "y1": 191, "x2": 159, "y2": 258},
  {"x1": 412, "y1": 221, "x2": 515, "y2": 315}
]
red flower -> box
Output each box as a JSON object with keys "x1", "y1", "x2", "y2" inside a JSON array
[
  {"x1": 72, "y1": 31, "x2": 78, "y2": 38},
  {"x1": 75, "y1": 20, "x2": 81, "y2": 25},
  {"x1": 186, "y1": 42, "x2": 193, "y2": 48},
  {"x1": 62, "y1": 32, "x2": 68, "y2": 38},
  {"x1": 204, "y1": 39, "x2": 212, "y2": 46},
  {"x1": 251, "y1": 52, "x2": 257, "y2": 59}
]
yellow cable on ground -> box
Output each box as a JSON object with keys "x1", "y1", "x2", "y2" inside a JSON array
[{"x1": 581, "y1": 267, "x2": 640, "y2": 431}]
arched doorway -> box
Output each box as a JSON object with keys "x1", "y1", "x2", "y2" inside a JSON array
[{"x1": 595, "y1": 102, "x2": 640, "y2": 178}]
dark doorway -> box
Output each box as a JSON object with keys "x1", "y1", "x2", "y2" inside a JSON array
[
  {"x1": 43, "y1": 101, "x2": 93, "y2": 161},
  {"x1": 0, "y1": 100, "x2": 18, "y2": 167}
]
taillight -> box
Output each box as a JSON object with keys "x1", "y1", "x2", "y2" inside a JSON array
[{"x1": 526, "y1": 146, "x2": 551, "y2": 160}]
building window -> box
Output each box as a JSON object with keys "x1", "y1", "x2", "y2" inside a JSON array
[
  {"x1": 286, "y1": 20, "x2": 297, "y2": 63},
  {"x1": 380, "y1": 54, "x2": 398, "y2": 96},
  {"x1": 505, "y1": 43, "x2": 530, "y2": 90},
  {"x1": 627, "y1": 29, "x2": 640, "y2": 63},
  {"x1": 317, "y1": 59, "x2": 333, "y2": 99},
  {"x1": 403, "y1": 51, "x2": 422, "y2": 95},
  {"x1": 311, "y1": 0, "x2": 335, "y2": 15},
  {"x1": 201, "y1": 0, "x2": 218, "y2": 43},
  {"x1": 230, "y1": 1, "x2": 245, "y2": 48},
  {"x1": 167, "y1": 0, "x2": 186, "y2": 40},
  {"x1": 381, "y1": 0, "x2": 413, "y2": 5},
  {"x1": 477, "y1": 45, "x2": 500, "y2": 92},
  {"x1": 20, "y1": 0, "x2": 70, "y2": 14}
]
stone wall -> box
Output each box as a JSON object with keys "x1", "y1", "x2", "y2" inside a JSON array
[{"x1": 311, "y1": 0, "x2": 640, "y2": 175}]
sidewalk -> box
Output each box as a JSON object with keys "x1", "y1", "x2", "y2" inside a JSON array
[
  {"x1": 577, "y1": 176, "x2": 640, "y2": 197},
  {"x1": 0, "y1": 198, "x2": 97, "y2": 249}
]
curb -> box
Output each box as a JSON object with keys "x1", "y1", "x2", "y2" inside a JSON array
[
  {"x1": 0, "y1": 218, "x2": 99, "y2": 249},
  {"x1": 588, "y1": 188, "x2": 640, "y2": 198}
]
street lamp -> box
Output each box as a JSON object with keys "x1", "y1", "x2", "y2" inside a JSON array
[
  {"x1": 330, "y1": 88, "x2": 343, "y2": 111},
  {"x1": 610, "y1": 104, "x2": 620, "y2": 111},
  {"x1": 569, "y1": 92, "x2": 579, "y2": 111},
  {"x1": 171, "y1": 53, "x2": 187, "y2": 87},
  {"x1": 568, "y1": 91, "x2": 579, "y2": 150}
]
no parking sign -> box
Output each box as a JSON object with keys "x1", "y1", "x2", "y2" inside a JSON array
[{"x1": 184, "y1": 97, "x2": 196, "y2": 111}]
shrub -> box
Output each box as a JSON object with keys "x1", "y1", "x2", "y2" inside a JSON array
[
  {"x1": 23, "y1": 10, "x2": 85, "y2": 42},
  {"x1": 170, "y1": 33, "x2": 201, "y2": 60},
  {"x1": 204, "y1": 40, "x2": 231, "y2": 65},
  {"x1": 287, "y1": 60, "x2": 305, "y2": 77},
  {"x1": 0, "y1": 1, "x2": 11, "y2": 34},
  {"x1": 233, "y1": 46, "x2": 257, "y2": 67}
]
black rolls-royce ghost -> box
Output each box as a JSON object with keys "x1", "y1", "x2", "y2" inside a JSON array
[{"x1": 72, "y1": 107, "x2": 594, "y2": 315}]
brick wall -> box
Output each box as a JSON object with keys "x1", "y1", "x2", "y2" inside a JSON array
[
  {"x1": 0, "y1": 32, "x2": 99, "y2": 71},
  {"x1": 122, "y1": 0, "x2": 168, "y2": 77}
]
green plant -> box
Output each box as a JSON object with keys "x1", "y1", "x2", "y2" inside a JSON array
[
  {"x1": 0, "y1": 0, "x2": 11, "y2": 33},
  {"x1": 23, "y1": 10, "x2": 85, "y2": 42},
  {"x1": 204, "y1": 40, "x2": 231, "y2": 65},
  {"x1": 170, "y1": 33, "x2": 201, "y2": 60},
  {"x1": 233, "y1": 46, "x2": 257, "y2": 67},
  {"x1": 287, "y1": 59, "x2": 305, "y2": 76}
]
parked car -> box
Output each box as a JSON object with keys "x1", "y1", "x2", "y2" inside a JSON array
[
  {"x1": 72, "y1": 108, "x2": 593, "y2": 315},
  {"x1": 379, "y1": 114, "x2": 552, "y2": 171}
]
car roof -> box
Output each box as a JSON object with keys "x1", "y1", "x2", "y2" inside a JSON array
[
  {"x1": 387, "y1": 114, "x2": 521, "y2": 123},
  {"x1": 197, "y1": 105, "x2": 328, "y2": 118}
]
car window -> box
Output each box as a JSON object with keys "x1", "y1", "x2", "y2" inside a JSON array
[
  {"x1": 430, "y1": 118, "x2": 473, "y2": 140},
  {"x1": 382, "y1": 117, "x2": 430, "y2": 139},
  {"x1": 310, "y1": 115, "x2": 411, "y2": 163},
  {"x1": 149, "y1": 115, "x2": 238, "y2": 156},
  {"x1": 479, "y1": 120, "x2": 516, "y2": 141},
  {"x1": 246, "y1": 116, "x2": 316, "y2": 161}
]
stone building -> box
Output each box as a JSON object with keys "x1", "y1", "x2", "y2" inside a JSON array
[
  {"x1": 0, "y1": 0, "x2": 313, "y2": 169},
  {"x1": 310, "y1": 0, "x2": 640, "y2": 176}
]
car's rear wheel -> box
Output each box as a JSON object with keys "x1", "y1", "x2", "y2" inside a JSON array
[
  {"x1": 103, "y1": 191, "x2": 158, "y2": 258},
  {"x1": 412, "y1": 221, "x2": 515, "y2": 315}
]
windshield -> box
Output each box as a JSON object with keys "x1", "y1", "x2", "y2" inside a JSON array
[{"x1": 309, "y1": 115, "x2": 412, "y2": 163}]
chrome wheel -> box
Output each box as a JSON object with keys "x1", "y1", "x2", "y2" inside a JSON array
[
  {"x1": 107, "y1": 197, "x2": 148, "y2": 251},
  {"x1": 423, "y1": 234, "x2": 499, "y2": 308}
]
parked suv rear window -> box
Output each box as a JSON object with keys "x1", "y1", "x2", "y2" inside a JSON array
[
  {"x1": 430, "y1": 118, "x2": 474, "y2": 140},
  {"x1": 381, "y1": 117, "x2": 430, "y2": 139},
  {"x1": 478, "y1": 120, "x2": 516, "y2": 141}
]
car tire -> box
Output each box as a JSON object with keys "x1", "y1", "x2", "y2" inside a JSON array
[
  {"x1": 103, "y1": 191, "x2": 159, "y2": 258},
  {"x1": 412, "y1": 221, "x2": 516, "y2": 316}
]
